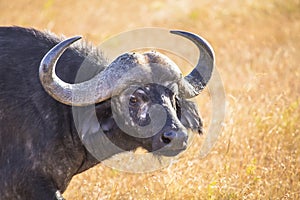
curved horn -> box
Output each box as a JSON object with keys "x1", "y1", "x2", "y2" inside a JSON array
[
  {"x1": 170, "y1": 31, "x2": 215, "y2": 98},
  {"x1": 39, "y1": 36, "x2": 116, "y2": 106},
  {"x1": 40, "y1": 37, "x2": 178, "y2": 106}
]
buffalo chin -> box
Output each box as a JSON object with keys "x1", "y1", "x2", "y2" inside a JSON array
[
  {"x1": 133, "y1": 146, "x2": 185, "y2": 157},
  {"x1": 152, "y1": 148, "x2": 186, "y2": 157}
]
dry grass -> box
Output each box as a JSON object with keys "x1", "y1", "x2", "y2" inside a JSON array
[{"x1": 1, "y1": 0, "x2": 300, "y2": 199}]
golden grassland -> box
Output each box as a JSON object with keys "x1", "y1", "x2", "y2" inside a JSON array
[{"x1": 1, "y1": 0, "x2": 300, "y2": 199}]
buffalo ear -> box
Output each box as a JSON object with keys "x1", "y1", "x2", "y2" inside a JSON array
[
  {"x1": 94, "y1": 99, "x2": 117, "y2": 132},
  {"x1": 179, "y1": 99, "x2": 203, "y2": 134}
]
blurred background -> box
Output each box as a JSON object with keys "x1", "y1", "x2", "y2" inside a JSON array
[{"x1": 1, "y1": 0, "x2": 299, "y2": 199}]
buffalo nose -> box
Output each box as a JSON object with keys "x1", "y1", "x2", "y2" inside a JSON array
[{"x1": 161, "y1": 131, "x2": 176, "y2": 144}]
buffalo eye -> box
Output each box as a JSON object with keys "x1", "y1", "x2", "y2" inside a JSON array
[{"x1": 129, "y1": 95, "x2": 138, "y2": 106}]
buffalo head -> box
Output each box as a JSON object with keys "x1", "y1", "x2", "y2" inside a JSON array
[{"x1": 39, "y1": 31, "x2": 214, "y2": 158}]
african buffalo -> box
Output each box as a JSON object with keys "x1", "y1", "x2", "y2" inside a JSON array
[{"x1": 0, "y1": 26, "x2": 214, "y2": 199}]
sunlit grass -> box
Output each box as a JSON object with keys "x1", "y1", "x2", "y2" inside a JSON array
[{"x1": 1, "y1": 0, "x2": 299, "y2": 199}]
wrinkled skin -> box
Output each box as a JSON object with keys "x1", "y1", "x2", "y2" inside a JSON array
[
  {"x1": 0, "y1": 27, "x2": 202, "y2": 199},
  {"x1": 96, "y1": 83, "x2": 203, "y2": 156}
]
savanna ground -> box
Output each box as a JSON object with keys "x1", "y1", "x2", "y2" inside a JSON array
[{"x1": 1, "y1": 0, "x2": 300, "y2": 199}]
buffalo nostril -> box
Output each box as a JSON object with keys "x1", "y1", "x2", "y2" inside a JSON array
[{"x1": 161, "y1": 131, "x2": 176, "y2": 144}]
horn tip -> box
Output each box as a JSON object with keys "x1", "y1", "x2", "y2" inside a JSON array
[
  {"x1": 170, "y1": 30, "x2": 184, "y2": 35},
  {"x1": 71, "y1": 36, "x2": 82, "y2": 42}
]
